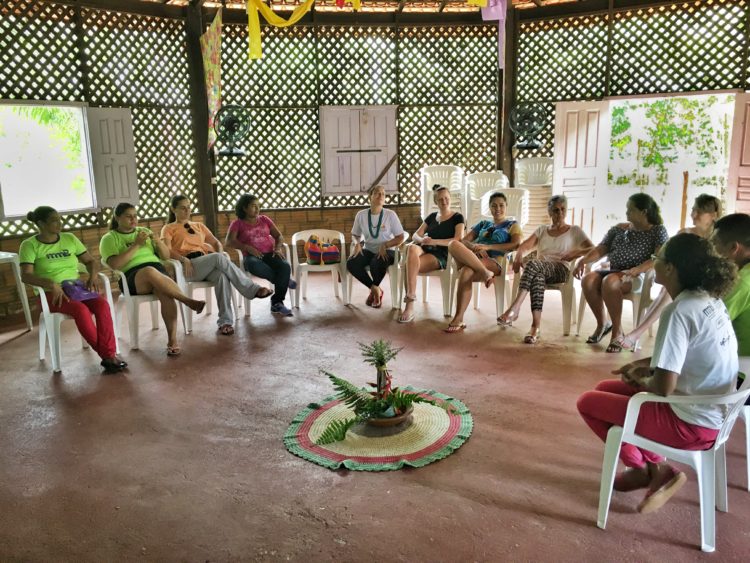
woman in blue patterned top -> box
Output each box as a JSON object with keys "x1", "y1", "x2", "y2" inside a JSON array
[
  {"x1": 573, "y1": 193, "x2": 669, "y2": 352},
  {"x1": 444, "y1": 192, "x2": 523, "y2": 332}
]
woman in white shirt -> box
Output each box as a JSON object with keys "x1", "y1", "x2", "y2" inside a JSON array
[
  {"x1": 577, "y1": 232, "x2": 738, "y2": 514},
  {"x1": 348, "y1": 185, "x2": 405, "y2": 308},
  {"x1": 497, "y1": 195, "x2": 592, "y2": 343}
]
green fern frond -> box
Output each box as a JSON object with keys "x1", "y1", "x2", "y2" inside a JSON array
[
  {"x1": 358, "y1": 339, "x2": 403, "y2": 367},
  {"x1": 315, "y1": 416, "x2": 364, "y2": 445},
  {"x1": 321, "y1": 370, "x2": 376, "y2": 413}
]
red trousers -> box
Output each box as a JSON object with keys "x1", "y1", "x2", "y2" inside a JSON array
[
  {"x1": 43, "y1": 294, "x2": 117, "y2": 360},
  {"x1": 577, "y1": 380, "x2": 718, "y2": 468}
]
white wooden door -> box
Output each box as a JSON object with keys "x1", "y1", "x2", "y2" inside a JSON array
[
  {"x1": 86, "y1": 107, "x2": 139, "y2": 208},
  {"x1": 553, "y1": 101, "x2": 611, "y2": 241},
  {"x1": 359, "y1": 106, "x2": 397, "y2": 193},
  {"x1": 728, "y1": 93, "x2": 750, "y2": 214},
  {"x1": 320, "y1": 107, "x2": 361, "y2": 195}
]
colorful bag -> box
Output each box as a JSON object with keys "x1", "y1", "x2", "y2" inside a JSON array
[{"x1": 304, "y1": 234, "x2": 341, "y2": 265}]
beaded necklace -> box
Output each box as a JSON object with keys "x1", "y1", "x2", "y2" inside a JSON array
[{"x1": 368, "y1": 209, "x2": 384, "y2": 239}]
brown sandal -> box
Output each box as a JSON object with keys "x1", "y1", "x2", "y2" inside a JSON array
[{"x1": 218, "y1": 324, "x2": 235, "y2": 336}]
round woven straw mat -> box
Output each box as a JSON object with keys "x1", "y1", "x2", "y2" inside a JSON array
[{"x1": 284, "y1": 387, "x2": 473, "y2": 471}]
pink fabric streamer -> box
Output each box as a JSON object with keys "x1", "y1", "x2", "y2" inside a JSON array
[{"x1": 482, "y1": 0, "x2": 507, "y2": 69}]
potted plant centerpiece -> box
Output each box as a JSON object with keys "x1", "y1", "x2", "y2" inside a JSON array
[{"x1": 316, "y1": 340, "x2": 452, "y2": 445}]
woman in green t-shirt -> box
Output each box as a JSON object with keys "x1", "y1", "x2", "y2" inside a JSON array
[
  {"x1": 19, "y1": 206, "x2": 126, "y2": 373},
  {"x1": 99, "y1": 202, "x2": 205, "y2": 356}
]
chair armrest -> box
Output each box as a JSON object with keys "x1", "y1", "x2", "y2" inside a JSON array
[
  {"x1": 31, "y1": 286, "x2": 51, "y2": 314},
  {"x1": 169, "y1": 259, "x2": 187, "y2": 288}
]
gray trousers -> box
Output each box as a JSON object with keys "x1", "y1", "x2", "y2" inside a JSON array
[{"x1": 187, "y1": 253, "x2": 262, "y2": 326}]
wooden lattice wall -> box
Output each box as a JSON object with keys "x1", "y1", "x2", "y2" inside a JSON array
[{"x1": 516, "y1": 0, "x2": 749, "y2": 157}]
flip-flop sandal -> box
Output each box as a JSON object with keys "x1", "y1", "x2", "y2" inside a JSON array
[
  {"x1": 372, "y1": 287, "x2": 384, "y2": 309},
  {"x1": 497, "y1": 310, "x2": 518, "y2": 327},
  {"x1": 398, "y1": 312, "x2": 415, "y2": 323},
  {"x1": 586, "y1": 323, "x2": 613, "y2": 344},
  {"x1": 606, "y1": 341, "x2": 623, "y2": 353},
  {"x1": 637, "y1": 470, "x2": 687, "y2": 514},
  {"x1": 612, "y1": 334, "x2": 637, "y2": 350},
  {"x1": 166, "y1": 345, "x2": 182, "y2": 357},
  {"x1": 444, "y1": 323, "x2": 467, "y2": 333},
  {"x1": 218, "y1": 324, "x2": 235, "y2": 336},
  {"x1": 523, "y1": 331, "x2": 540, "y2": 344}
]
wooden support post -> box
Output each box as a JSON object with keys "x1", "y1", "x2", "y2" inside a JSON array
[
  {"x1": 499, "y1": 6, "x2": 517, "y2": 182},
  {"x1": 185, "y1": 0, "x2": 218, "y2": 233}
]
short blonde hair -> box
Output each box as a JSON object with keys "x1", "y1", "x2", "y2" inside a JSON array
[{"x1": 367, "y1": 184, "x2": 385, "y2": 197}]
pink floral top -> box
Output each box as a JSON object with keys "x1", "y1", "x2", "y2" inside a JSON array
[{"x1": 228, "y1": 215, "x2": 276, "y2": 255}]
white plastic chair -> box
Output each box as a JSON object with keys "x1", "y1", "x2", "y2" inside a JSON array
[
  {"x1": 290, "y1": 230, "x2": 348, "y2": 308},
  {"x1": 402, "y1": 244, "x2": 455, "y2": 318},
  {"x1": 597, "y1": 377, "x2": 750, "y2": 552},
  {"x1": 32, "y1": 274, "x2": 119, "y2": 373},
  {"x1": 465, "y1": 171, "x2": 510, "y2": 230},
  {"x1": 232, "y1": 245, "x2": 294, "y2": 316},
  {"x1": 515, "y1": 157, "x2": 553, "y2": 188},
  {"x1": 346, "y1": 234, "x2": 409, "y2": 309},
  {"x1": 99, "y1": 261, "x2": 184, "y2": 350},
  {"x1": 510, "y1": 256, "x2": 577, "y2": 335},
  {"x1": 171, "y1": 255, "x2": 239, "y2": 333},
  {"x1": 576, "y1": 268, "x2": 656, "y2": 341},
  {"x1": 420, "y1": 165, "x2": 465, "y2": 220},
  {"x1": 737, "y1": 357, "x2": 750, "y2": 493}
]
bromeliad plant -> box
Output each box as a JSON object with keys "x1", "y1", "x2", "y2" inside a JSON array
[{"x1": 315, "y1": 340, "x2": 452, "y2": 445}]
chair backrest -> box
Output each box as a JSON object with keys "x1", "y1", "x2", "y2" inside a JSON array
[
  {"x1": 420, "y1": 165, "x2": 464, "y2": 219},
  {"x1": 516, "y1": 157, "x2": 553, "y2": 187},
  {"x1": 480, "y1": 188, "x2": 529, "y2": 227},
  {"x1": 290, "y1": 229, "x2": 347, "y2": 266},
  {"x1": 714, "y1": 375, "x2": 750, "y2": 448},
  {"x1": 465, "y1": 171, "x2": 510, "y2": 228}
]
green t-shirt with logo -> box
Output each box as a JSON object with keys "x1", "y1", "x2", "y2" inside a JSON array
[
  {"x1": 19, "y1": 233, "x2": 87, "y2": 287},
  {"x1": 99, "y1": 228, "x2": 161, "y2": 273},
  {"x1": 724, "y1": 263, "x2": 750, "y2": 369}
]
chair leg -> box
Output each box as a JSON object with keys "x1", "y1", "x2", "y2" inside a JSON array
[
  {"x1": 576, "y1": 290, "x2": 587, "y2": 337},
  {"x1": 39, "y1": 314, "x2": 47, "y2": 361},
  {"x1": 716, "y1": 443, "x2": 728, "y2": 512},
  {"x1": 204, "y1": 287, "x2": 213, "y2": 315},
  {"x1": 346, "y1": 274, "x2": 353, "y2": 306},
  {"x1": 330, "y1": 270, "x2": 340, "y2": 299},
  {"x1": 185, "y1": 288, "x2": 194, "y2": 334},
  {"x1": 697, "y1": 452, "x2": 717, "y2": 552},
  {"x1": 561, "y1": 288, "x2": 573, "y2": 336},
  {"x1": 597, "y1": 426, "x2": 624, "y2": 530},
  {"x1": 744, "y1": 408, "x2": 750, "y2": 492},
  {"x1": 494, "y1": 278, "x2": 506, "y2": 319},
  {"x1": 472, "y1": 283, "x2": 480, "y2": 310},
  {"x1": 244, "y1": 295, "x2": 252, "y2": 317},
  {"x1": 389, "y1": 268, "x2": 399, "y2": 309},
  {"x1": 422, "y1": 276, "x2": 430, "y2": 303},
  {"x1": 50, "y1": 315, "x2": 63, "y2": 373},
  {"x1": 128, "y1": 303, "x2": 140, "y2": 350},
  {"x1": 340, "y1": 266, "x2": 349, "y2": 306},
  {"x1": 302, "y1": 271, "x2": 309, "y2": 300},
  {"x1": 440, "y1": 273, "x2": 451, "y2": 317},
  {"x1": 149, "y1": 301, "x2": 159, "y2": 330}
]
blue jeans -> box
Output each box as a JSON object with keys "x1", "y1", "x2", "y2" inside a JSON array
[{"x1": 243, "y1": 252, "x2": 291, "y2": 305}]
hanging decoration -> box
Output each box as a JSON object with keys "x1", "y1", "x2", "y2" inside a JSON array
[
  {"x1": 246, "y1": 0, "x2": 361, "y2": 60},
  {"x1": 199, "y1": 8, "x2": 223, "y2": 149},
  {"x1": 467, "y1": 0, "x2": 488, "y2": 7},
  {"x1": 480, "y1": 0, "x2": 507, "y2": 68}
]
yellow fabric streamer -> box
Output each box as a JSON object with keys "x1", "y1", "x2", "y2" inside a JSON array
[
  {"x1": 467, "y1": 0, "x2": 488, "y2": 6},
  {"x1": 246, "y1": 0, "x2": 316, "y2": 59}
]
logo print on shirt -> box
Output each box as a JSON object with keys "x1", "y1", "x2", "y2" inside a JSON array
[{"x1": 45, "y1": 250, "x2": 71, "y2": 259}]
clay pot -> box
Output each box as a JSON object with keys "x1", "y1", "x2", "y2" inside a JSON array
[{"x1": 366, "y1": 405, "x2": 414, "y2": 427}]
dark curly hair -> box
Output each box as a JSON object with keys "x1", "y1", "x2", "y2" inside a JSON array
[
  {"x1": 662, "y1": 232, "x2": 736, "y2": 298},
  {"x1": 628, "y1": 193, "x2": 663, "y2": 226},
  {"x1": 234, "y1": 194, "x2": 259, "y2": 220}
]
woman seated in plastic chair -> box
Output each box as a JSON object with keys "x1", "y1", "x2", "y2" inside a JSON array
[
  {"x1": 347, "y1": 184, "x2": 405, "y2": 309},
  {"x1": 398, "y1": 184, "x2": 465, "y2": 323},
  {"x1": 497, "y1": 195, "x2": 593, "y2": 344},
  {"x1": 612, "y1": 194, "x2": 722, "y2": 351},
  {"x1": 573, "y1": 193, "x2": 669, "y2": 353},
  {"x1": 225, "y1": 193, "x2": 295, "y2": 317},
  {"x1": 161, "y1": 194, "x2": 272, "y2": 336},
  {"x1": 19, "y1": 206, "x2": 127, "y2": 374},
  {"x1": 577, "y1": 233, "x2": 738, "y2": 513},
  {"x1": 444, "y1": 191, "x2": 522, "y2": 333},
  {"x1": 100, "y1": 202, "x2": 205, "y2": 357}
]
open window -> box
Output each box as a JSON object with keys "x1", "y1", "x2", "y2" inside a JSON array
[{"x1": 0, "y1": 101, "x2": 138, "y2": 219}]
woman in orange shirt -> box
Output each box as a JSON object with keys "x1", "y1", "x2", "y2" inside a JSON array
[{"x1": 161, "y1": 194, "x2": 272, "y2": 335}]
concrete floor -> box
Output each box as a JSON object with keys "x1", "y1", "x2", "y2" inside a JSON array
[{"x1": 1, "y1": 274, "x2": 749, "y2": 562}]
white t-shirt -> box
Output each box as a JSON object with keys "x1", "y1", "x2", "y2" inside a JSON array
[
  {"x1": 650, "y1": 289, "x2": 738, "y2": 429},
  {"x1": 533, "y1": 224, "x2": 589, "y2": 267},
  {"x1": 352, "y1": 208, "x2": 405, "y2": 253}
]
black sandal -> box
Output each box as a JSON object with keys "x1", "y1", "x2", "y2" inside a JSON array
[{"x1": 586, "y1": 323, "x2": 613, "y2": 344}]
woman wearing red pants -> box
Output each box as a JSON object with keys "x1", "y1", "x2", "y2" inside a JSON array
[
  {"x1": 577, "y1": 233, "x2": 738, "y2": 513},
  {"x1": 20, "y1": 206, "x2": 126, "y2": 374}
]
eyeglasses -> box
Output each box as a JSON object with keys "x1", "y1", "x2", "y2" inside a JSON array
[{"x1": 184, "y1": 223, "x2": 196, "y2": 235}]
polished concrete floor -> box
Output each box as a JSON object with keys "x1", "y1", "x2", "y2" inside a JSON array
[{"x1": 1, "y1": 274, "x2": 749, "y2": 561}]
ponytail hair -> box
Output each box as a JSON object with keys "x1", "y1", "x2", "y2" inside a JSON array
[
  {"x1": 26, "y1": 206, "x2": 57, "y2": 228},
  {"x1": 110, "y1": 202, "x2": 135, "y2": 230},
  {"x1": 168, "y1": 194, "x2": 188, "y2": 223},
  {"x1": 628, "y1": 193, "x2": 663, "y2": 225},
  {"x1": 663, "y1": 233, "x2": 737, "y2": 298}
]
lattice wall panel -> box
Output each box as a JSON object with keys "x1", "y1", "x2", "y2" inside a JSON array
[
  {"x1": 399, "y1": 25, "x2": 499, "y2": 106},
  {"x1": 317, "y1": 26, "x2": 398, "y2": 105},
  {"x1": 0, "y1": 1, "x2": 83, "y2": 101},
  {"x1": 132, "y1": 107, "x2": 199, "y2": 219},
  {"x1": 611, "y1": 0, "x2": 747, "y2": 95},
  {"x1": 216, "y1": 108, "x2": 321, "y2": 211},
  {"x1": 517, "y1": 13, "x2": 608, "y2": 103},
  {"x1": 82, "y1": 8, "x2": 191, "y2": 107},
  {"x1": 400, "y1": 105, "x2": 497, "y2": 206},
  {"x1": 222, "y1": 24, "x2": 317, "y2": 107}
]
